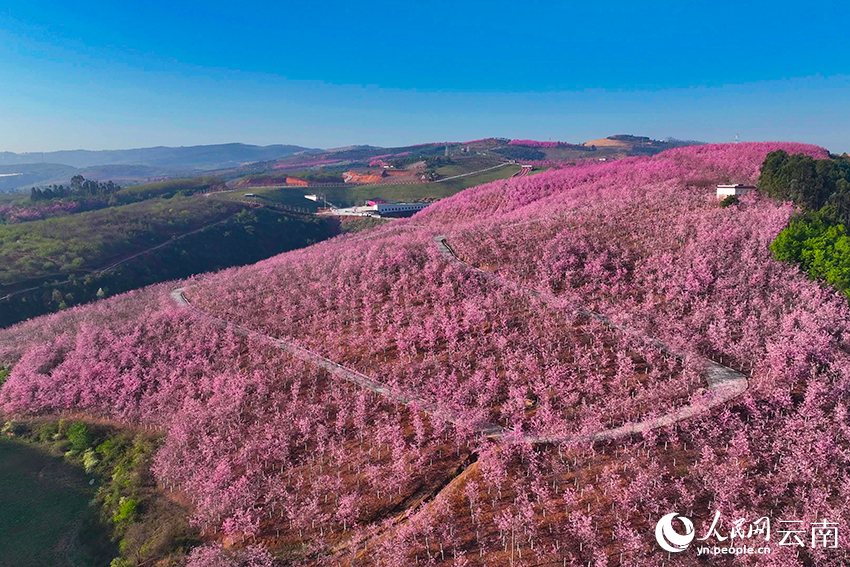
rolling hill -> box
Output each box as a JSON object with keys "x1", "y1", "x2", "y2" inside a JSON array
[
  {"x1": 0, "y1": 163, "x2": 80, "y2": 193},
  {"x1": 0, "y1": 136, "x2": 700, "y2": 194},
  {"x1": 1, "y1": 142, "x2": 846, "y2": 566},
  {"x1": 0, "y1": 143, "x2": 318, "y2": 170},
  {"x1": 0, "y1": 193, "x2": 339, "y2": 327}
]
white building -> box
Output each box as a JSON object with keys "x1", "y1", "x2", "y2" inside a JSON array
[
  {"x1": 322, "y1": 201, "x2": 430, "y2": 218},
  {"x1": 716, "y1": 184, "x2": 755, "y2": 200},
  {"x1": 373, "y1": 202, "x2": 429, "y2": 215}
]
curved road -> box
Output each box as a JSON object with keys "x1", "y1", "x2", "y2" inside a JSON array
[
  {"x1": 170, "y1": 287, "x2": 505, "y2": 438},
  {"x1": 169, "y1": 236, "x2": 747, "y2": 445}
]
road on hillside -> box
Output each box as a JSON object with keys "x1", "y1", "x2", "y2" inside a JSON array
[
  {"x1": 170, "y1": 234, "x2": 747, "y2": 445},
  {"x1": 434, "y1": 235, "x2": 748, "y2": 444}
]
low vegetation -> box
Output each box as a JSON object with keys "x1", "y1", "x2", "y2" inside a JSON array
[
  {"x1": 0, "y1": 197, "x2": 240, "y2": 284},
  {"x1": 1, "y1": 419, "x2": 196, "y2": 567},
  {"x1": 337, "y1": 216, "x2": 390, "y2": 233},
  {"x1": 0, "y1": 197, "x2": 339, "y2": 327},
  {"x1": 112, "y1": 176, "x2": 222, "y2": 205}
]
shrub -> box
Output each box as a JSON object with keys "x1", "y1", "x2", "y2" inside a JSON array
[
  {"x1": 67, "y1": 421, "x2": 93, "y2": 452},
  {"x1": 113, "y1": 498, "x2": 138, "y2": 526},
  {"x1": 719, "y1": 195, "x2": 739, "y2": 208},
  {"x1": 83, "y1": 448, "x2": 100, "y2": 473},
  {"x1": 37, "y1": 422, "x2": 58, "y2": 443},
  {"x1": 1, "y1": 420, "x2": 27, "y2": 436},
  {"x1": 96, "y1": 438, "x2": 123, "y2": 462}
]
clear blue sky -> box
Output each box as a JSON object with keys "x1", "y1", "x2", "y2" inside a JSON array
[{"x1": 1, "y1": 0, "x2": 849, "y2": 153}]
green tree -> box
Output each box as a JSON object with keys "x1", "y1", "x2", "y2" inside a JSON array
[
  {"x1": 771, "y1": 208, "x2": 850, "y2": 296},
  {"x1": 719, "y1": 195, "x2": 739, "y2": 208}
]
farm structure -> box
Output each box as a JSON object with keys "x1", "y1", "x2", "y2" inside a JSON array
[
  {"x1": 716, "y1": 183, "x2": 755, "y2": 199},
  {"x1": 321, "y1": 200, "x2": 429, "y2": 218}
]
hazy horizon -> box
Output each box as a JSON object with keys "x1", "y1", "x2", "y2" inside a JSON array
[{"x1": 2, "y1": 1, "x2": 849, "y2": 153}]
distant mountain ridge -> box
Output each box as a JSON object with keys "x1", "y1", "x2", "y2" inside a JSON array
[
  {"x1": 0, "y1": 135, "x2": 705, "y2": 193},
  {"x1": 0, "y1": 143, "x2": 321, "y2": 170}
]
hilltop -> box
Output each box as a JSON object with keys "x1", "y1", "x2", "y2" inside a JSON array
[
  {"x1": 0, "y1": 143, "x2": 318, "y2": 170},
  {"x1": 0, "y1": 135, "x2": 698, "y2": 193},
  {"x1": 4, "y1": 142, "x2": 844, "y2": 567},
  {"x1": 582, "y1": 134, "x2": 699, "y2": 154}
]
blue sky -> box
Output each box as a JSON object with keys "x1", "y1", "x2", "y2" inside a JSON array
[{"x1": 1, "y1": 0, "x2": 848, "y2": 152}]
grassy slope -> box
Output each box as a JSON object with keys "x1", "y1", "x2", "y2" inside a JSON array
[
  {"x1": 0, "y1": 197, "x2": 242, "y2": 285},
  {"x1": 0, "y1": 205, "x2": 338, "y2": 327},
  {"x1": 0, "y1": 438, "x2": 114, "y2": 567},
  {"x1": 221, "y1": 164, "x2": 521, "y2": 208},
  {"x1": 113, "y1": 177, "x2": 221, "y2": 204}
]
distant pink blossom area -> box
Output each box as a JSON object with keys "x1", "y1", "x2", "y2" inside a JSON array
[
  {"x1": 3, "y1": 142, "x2": 849, "y2": 565},
  {"x1": 0, "y1": 200, "x2": 80, "y2": 223}
]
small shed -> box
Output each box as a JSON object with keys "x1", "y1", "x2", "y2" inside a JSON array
[{"x1": 716, "y1": 184, "x2": 755, "y2": 200}]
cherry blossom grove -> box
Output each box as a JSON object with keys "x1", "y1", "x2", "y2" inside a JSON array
[{"x1": 1, "y1": 142, "x2": 847, "y2": 566}]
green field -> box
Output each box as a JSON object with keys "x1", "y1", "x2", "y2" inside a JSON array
[
  {"x1": 0, "y1": 438, "x2": 114, "y2": 567},
  {"x1": 328, "y1": 163, "x2": 520, "y2": 205},
  {"x1": 220, "y1": 163, "x2": 521, "y2": 208},
  {"x1": 0, "y1": 197, "x2": 244, "y2": 285}
]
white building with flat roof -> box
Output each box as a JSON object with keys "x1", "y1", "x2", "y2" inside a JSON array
[
  {"x1": 321, "y1": 201, "x2": 430, "y2": 218},
  {"x1": 716, "y1": 184, "x2": 756, "y2": 199},
  {"x1": 373, "y1": 202, "x2": 428, "y2": 215}
]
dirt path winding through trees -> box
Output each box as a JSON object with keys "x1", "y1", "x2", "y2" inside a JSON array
[{"x1": 169, "y1": 235, "x2": 747, "y2": 445}]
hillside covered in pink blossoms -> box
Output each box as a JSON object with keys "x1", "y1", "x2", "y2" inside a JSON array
[{"x1": 2, "y1": 142, "x2": 848, "y2": 567}]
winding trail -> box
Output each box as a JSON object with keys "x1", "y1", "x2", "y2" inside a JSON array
[
  {"x1": 170, "y1": 288, "x2": 505, "y2": 438},
  {"x1": 169, "y1": 235, "x2": 747, "y2": 445}
]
